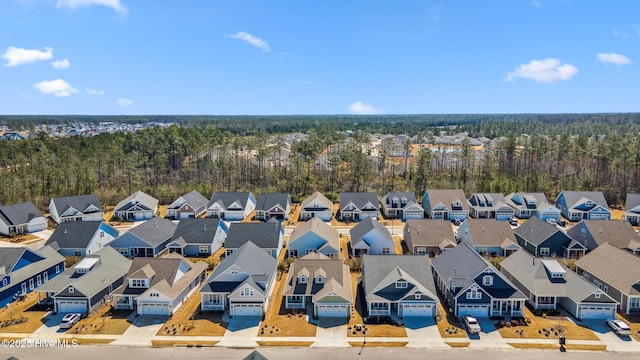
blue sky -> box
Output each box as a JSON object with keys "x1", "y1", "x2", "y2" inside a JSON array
[{"x1": 1, "y1": 0, "x2": 639, "y2": 115}]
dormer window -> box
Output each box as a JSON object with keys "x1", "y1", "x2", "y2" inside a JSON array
[
  {"x1": 240, "y1": 287, "x2": 254, "y2": 297},
  {"x1": 131, "y1": 279, "x2": 146, "y2": 288},
  {"x1": 581, "y1": 228, "x2": 586, "y2": 237},
  {"x1": 396, "y1": 281, "x2": 408, "y2": 289},
  {"x1": 483, "y1": 275, "x2": 493, "y2": 286},
  {"x1": 585, "y1": 201, "x2": 593, "y2": 207},
  {"x1": 299, "y1": 276, "x2": 308, "y2": 284},
  {"x1": 315, "y1": 276, "x2": 324, "y2": 284}
]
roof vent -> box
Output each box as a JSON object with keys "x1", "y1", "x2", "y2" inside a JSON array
[
  {"x1": 204, "y1": 224, "x2": 207, "y2": 232},
  {"x1": 64, "y1": 229, "x2": 67, "y2": 234},
  {"x1": 599, "y1": 227, "x2": 603, "y2": 233}
]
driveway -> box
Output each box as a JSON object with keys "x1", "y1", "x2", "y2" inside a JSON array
[
  {"x1": 216, "y1": 314, "x2": 260, "y2": 348},
  {"x1": 110, "y1": 313, "x2": 166, "y2": 347},
  {"x1": 403, "y1": 317, "x2": 447, "y2": 348},
  {"x1": 33, "y1": 311, "x2": 67, "y2": 334},
  {"x1": 311, "y1": 318, "x2": 349, "y2": 348},
  {"x1": 580, "y1": 319, "x2": 638, "y2": 352},
  {"x1": 467, "y1": 318, "x2": 510, "y2": 349}
]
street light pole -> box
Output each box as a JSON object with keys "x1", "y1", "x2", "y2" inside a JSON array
[{"x1": 358, "y1": 327, "x2": 366, "y2": 355}]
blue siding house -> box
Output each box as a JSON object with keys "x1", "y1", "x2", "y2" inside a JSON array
[
  {"x1": 0, "y1": 246, "x2": 65, "y2": 307},
  {"x1": 288, "y1": 217, "x2": 340, "y2": 259}
]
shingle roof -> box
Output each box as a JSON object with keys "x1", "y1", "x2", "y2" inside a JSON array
[
  {"x1": 255, "y1": 193, "x2": 291, "y2": 211},
  {"x1": 125, "y1": 217, "x2": 177, "y2": 247},
  {"x1": 283, "y1": 253, "x2": 351, "y2": 302},
  {"x1": 350, "y1": 217, "x2": 392, "y2": 248},
  {"x1": 226, "y1": 222, "x2": 282, "y2": 249},
  {"x1": 405, "y1": 219, "x2": 456, "y2": 247},
  {"x1": 0, "y1": 202, "x2": 44, "y2": 226},
  {"x1": 45, "y1": 221, "x2": 116, "y2": 250},
  {"x1": 570, "y1": 220, "x2": 640, "y2": 250},
  {"x1": 382, "y1": 192, "x2": 418, "y2": 208},
  {"x1": 424, "y1": 189, "x2": 469, "y2": 210},
  {"x1": 200, "y1": 241, "x2": 277, "y2": 293},
  {"x1": 500, "y1": 250, "x2": 615, "y2": 304},
  {"x1": 513, "y1": 216, "x2": 564, "y2": 246},
  {"x1": 505, "y1": 192, "x2": 552, "y2": 211},
  {"x1": 300, "y1": 191, "x2": 332, "y2": 210},
  {"x1": 209, "y1": 192, "x2": 254, "y2": 210},
  {"x1": 460, "y1": 219, "x2": 517, "y2": 247},
  {"x1": 0, "y1": 246, "x2": 63, "y2": 286},
  {"x1": 289, "y1": 217, "x2": 339, "y2": 250},
  {"x1": 468, "y1": 193, "x2": 511, "y2": 211},
  {"x1": 559, "y1": 191, "x2": 609, "y2": 209},
  {"x1": 169, "y1": 190, "x2": 208, "y2": 210},
  {"x1": 575, "y1": 242, "x2": 640, "y2": 296},
  {"x1": 36, "y1": 247, "x2": 132, "y2": 298},
  {"x1": 362, "y1": 254, "x2": 438, "y2": 303},
  {"x1": 339, "y1": 192, "x2": 379, "y2": 210},
  {"x1": 625, "y1": 193, "x2": 640, "y2": 212},
  {"x1": 115, "y1": 191, "x2": 158, "y2": 212},
  {"x1": 52, "y1": 194, "x2": 102, "y2": 215},
  {"x1": 171, "y1": 218, "x2": 224, "y2": 245}
]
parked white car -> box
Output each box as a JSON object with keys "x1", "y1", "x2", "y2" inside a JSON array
[
  {"x1": 607, "y1": 319, "x2": 631, "y2": 336},
  {"x1": 462, "y1": 316, "x2": 481, "y2": 334},
  {"x1": 60, "y1": 313, "x2": 82, "y2": 329}
]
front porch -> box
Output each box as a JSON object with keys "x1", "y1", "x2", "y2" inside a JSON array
[
  {"x1": 285, "y1": 295, "x2": 307, "y2": 309},
  {"x1": 491, "y1": 299, "x2": 524, "y2": 317},
  {"x1": 113, "y1": 295, "x2": 135, "y2": 310},
  {"x1": 201, "y1": 293, "x2": 227, "y2": 311},
  {"x1": 531, "y1": 296, "x2": 557, "y2": 310}
]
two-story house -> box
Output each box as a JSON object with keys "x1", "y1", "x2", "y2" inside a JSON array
[
  {"x1": 566, "y1": 220, "x2": 640, "y2": 255},
  {"x1": 513, "y1": 216, "x2": 572, "y2": 257},
  {"x1": 299, "y1": 191, "x2": 333, "y2": 222},
  {"x1": 421, "y1": 189, "x2": 469, "y2": 221},
  {"x1": 288, "y1": 217, "x2": 340, "y2": 259},
  {"x1": 339, "y1": 192, "x2": 379, "y2": 221},
  {"x1": 468, "y1": 193, "x2": 515, "y2": 220},
  {"x1": 555, "y1": 191, "x2": 611, "y2": 221},
  {"x1": 380, "y1": 192, "x2": 424, "y2": 220}
]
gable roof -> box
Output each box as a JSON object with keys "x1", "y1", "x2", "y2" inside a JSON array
[
  {"x1": 226, "y1": 222, "x2": 282, "y2": 249},
  {"x1": 468, "y1": 193, "x2": 510, "y2": 210},
  {"x1": 405, "y1": 219, "x2": 456, "y2": 248},
  {"x1": 382, "y1": 192, "x2": 418, "y2": 207},
  {"x1": 112, "y1": 255, "x2": 206, "y2": 299},
  {"x1": 569, "y1": 220, "x2": 640, "y2": 250},
  {"x1": 339, "y1": 192, "x2": 379, "y2": 210},
  {"x1": 171, "y1": 218, "x2": 225, "y2": 245},
  {"x1": 0, "y1": 247, "x2": 44, "y2": 273},
  {"x1": 575, "y1": 243, "x2": 640, "y2": 296},
  {"x1": 513, "y1": 216, "x2": 566, "y2": 246},
  {"x1": 45, "y1": 221, "x2": 117, "y2": 250},
  {"x1": 424, "y1": 189, "x2": 469, "y2": 210},
  {"x1": 289, "y1": 217, "x2": 339, "y2": 249},
  {"x1": 0, "y1": 246, "x2": 63, "y2": 282},
  {"x1": 255, "y1": 193, "x2": 291, "y2": 211},
  {"x1": 625, "y1": 193, "x2": 640, "y2": 212},
  {"x1": 505, "y1": 192, "x2": 552, "y2": 211},
  {"x1": 283, "y1": 253, "x2": 351, "y2": 302},
  {"x1": 200, "y1": 241, "x2": 277, "y2": 293},
  {"x1": 460, "y1": 219, "x2": 517, "y2": 247},
  {"x1": 300, "y1": 191, "x2": 333, "y2": 210},
  {"x1": 115, "y1": 191, "x2": 158, "y2": 212},
  {"x1": 52, "y1": 194, "x2": 102, "y2": 215},
  {"x1": 350, "y1": 217, "x2": 392, "y2": 248},
  {"x1": 431, "y1": 242, "x2": 526, "y2": 300},
  {"x1": 209, "y1": 192, "x2": 254, "y2": 210},
  {"x1": 559, "y1": 191, "x2": 609, "y2": 209},
  {"x1": 125, "y1": 217, "x2": 177, "y2": 247},
  {"x1": 0, "y1": 202, "x2": 44, "y2": 226},
  {"x1": 501, "y1": 250, "x2": 615, "y2": 304},
  {"x1": 169, "y1": 190, "x2": 208, "y2": 210},
  {"x1": 36, "y1": 247, "x2": 132, "y2": 298},
  {"x1": 362, "y1": 254, "x2": 438, "y2": 303}
]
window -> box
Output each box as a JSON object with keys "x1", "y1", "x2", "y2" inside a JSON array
[
  {"x1": 199, "y1": 246, "x2": 209, "y2": 253},
  {"x1": 305, "y1": 249, "x2": 315, "y2": 255},
  {"x1": 382, "y1": 248, "x2": 390, "y2": 254},
  {"x1": 583, "y1": 273, "x2": 589, "y2": 280},
  {"x1": 117, "y1": 248, "x2": 128, "y2": 256},
  {"x1": 415, "y1": 294, "x2": 421, "y2": 299},
  {"x1": 630, "y1": 298, "x2": 640, "y2": 308},
  {"x1": 396, "y1": 281, "x2": 408, "y2": 289},
  {"x1": 315, "y1": 276, "x2": 324, "y2": 284},
  {"x1": 43, "y1": 272, "x2": 48, "y2": 282},
  {"x1": 68, "y1": 286, "x2": 74, "y2": 293},
  {"x1": 21, "y1": 283, "x2": 26, "y2": 294},
  {"x1": 56, "y1": 265, "x2": 60, "y2": 273},
  {"x1": 417, "y1": 247, "x2": 427, "y2": 255},
  {"x1": 289, "y1": 250, "x2": 298, "y2": 257},
  {"x1": 2, "y1": 278, "x2": 7, "y2": 287},
  {"x1": 603, "y1": 286, "x2": 608, "y2": 293},
  {"x1": 29, "y1": 279, "x2": 34, "y2": 290},
  {"x1": 230, "y1": 270, "x2": 239, "y2": 275},
  {"x1": 581, "y1": 228, "x2": 586, "y2": 237},
  {"x1": 299, "y1": 276, "x2": 307, "y2": 284},
  {"x1": 131, "y1": 279, "x2": 146, "y2": 287},
  {"x1": 37, "y1": 275, "x2": 42, "y2": 286},
  {"x1": 100, "y1": 230, "x2": 105, "y2": 238},
  {"x1": 595, "y1": 293, "x2": 601, "y2": 299},
  {"x1": 466, "y1": 288, "x2": 482, "y2": 299},
  {"x1": 539, "y1": 248, "x2": 550, "y2": 256},
  {"x1": 240, "y1": 287, "x2": 254, "y2": 297},
  {"x1": 593, "y1": 279, "x2": 602, "y2": 289},
  {"x1": 483, "y1": 275, "x2": 493, "y2": 286},
  {"x1": 478, "y1": 248, "x2": 488, "y2": 255}
]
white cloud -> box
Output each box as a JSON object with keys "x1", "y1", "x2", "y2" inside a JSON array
[
  {"x1": 34, "y1": 79, "x2": 79, "y2": 97},
  {"x1": 228, "y1": 31, "x2": 270, "y2": 53},
  {"x1": 86, "y1": 88, "x2": 105, "y2": 95},
  {"x1": 56, "y1": 0, "x2": 127, "y2": 13},
  {"x1": 597, "y1": 52, "x2": 632, "y2": 66},
  {"x1": 51, "y1": 59, "x2": 70, "y2": 69},
  {"x1": 1, "y1": 46, "x2": 53, "y2": 67},
  {"x1": 348, "y1": 101, "x2": 382, "y2": 115},
  {"x1": 531, "y1": 1, "x2": 542, "y2": 8},
  {"x1": 118, "y1": 98, "x2": 133, "y2": 107},
  {"x1": 505, "y1": 58, "x2": 578, "y2": 83}
]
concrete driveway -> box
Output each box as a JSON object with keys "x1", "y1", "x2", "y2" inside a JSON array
[
  {"x1": 33, "y1": 311, "x2": 67, "y2": 334},
  {"x1": 580, "y1": 319, "x2": 638, "y2": 352},
  {"x1": 403, "y1": 317, "x2": 447, "y2": 348},
  {"x1": 110, "y1": 313, "x2": 166, "y2": 347},
  {"x1": 312, "y1": 318, "x2": 349, "y2": 348},
  {"x1": 468, "y1": 318, "x2": 510, "y2": 349},
  {"x1": 216, "y1": 315, "x2": 261, "y2": 348}
]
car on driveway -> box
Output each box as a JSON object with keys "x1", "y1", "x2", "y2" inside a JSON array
[
  {"x1": 60, "y1": 313, "x2": 82, "y2": 329},
  {"x1": 508, "y1": 218, "x2": 519, "y2": 226},
  {"x1": 462, "y1": 316, "x2": 481, "y2": 334},
  {"x1": 607, "y1": 319, "x2": 631, "y2": 336}
]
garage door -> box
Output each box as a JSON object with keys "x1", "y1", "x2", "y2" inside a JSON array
[
  {"x1": 141, "y1": 303, "x2": 171, "y2": 315},
  {"x1": 458, "y1": 305, "x2": 489, "y2": 317},
  {"x1": 233, "y1": 304, "x2": 263, "y2": 316},
  {"x1": 579, "y1": 306, "x2": 614, "y2": 320},
  {"x1": 317, "y1": 304, "x2": 349, "y2": 318},
  {"x1": 401, "y1": 303, "x2": 434, "y2": 317},
  {"x1": 57, "y1": 300, "x2": 87, "y2": 314}
]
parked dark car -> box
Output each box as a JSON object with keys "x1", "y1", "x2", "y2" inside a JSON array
[{"x1": 556, "y1": 219, "x2": 566, "y2": 227}]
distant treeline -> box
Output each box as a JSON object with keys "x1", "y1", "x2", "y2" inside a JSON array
[{"x1": 1, "y1": 114, "x2": 640, "y2": 211}]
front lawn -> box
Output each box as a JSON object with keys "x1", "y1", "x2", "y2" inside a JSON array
[
  {"x1": 497, "y1": 307, "x2": 598, "y2": 340},
  {"x1": 435, "y1": 301, "x2": 467, "y2": 338},
  {"x1": 69, "y1": 305, "x2": 131, "y2": 335},
  {"x1": 259, "y1": 272, "x2": 317, "y2": 337},
  {"x1": 0, "y1": 293, "x2": 49, "y2": 333},
  {"x1": 158, "y1": 290, "x2": 228, "y2": 336}
]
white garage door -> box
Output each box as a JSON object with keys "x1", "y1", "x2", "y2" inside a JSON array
[
  {"x1": 458, "y1": 305, "x2": 489, "y2": 317},
  {"x1": 57, "y1": 300, "x2": 87, "y2": 314},
  {"x1": 579, "y1": 306, "x2": 614, "y2": 320},
  {"x1": 401, "y1": 303, "x2": 434, "y2": 317},
  {"x1": 317, "y1": 304, "x2": 349, "y2": 318},
  {"x1": 141, "y1": 303, "x2": 171, "y2": 315},
  {"x1": 233, "y1": 304, "x2": 263, "y2": 316}
]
